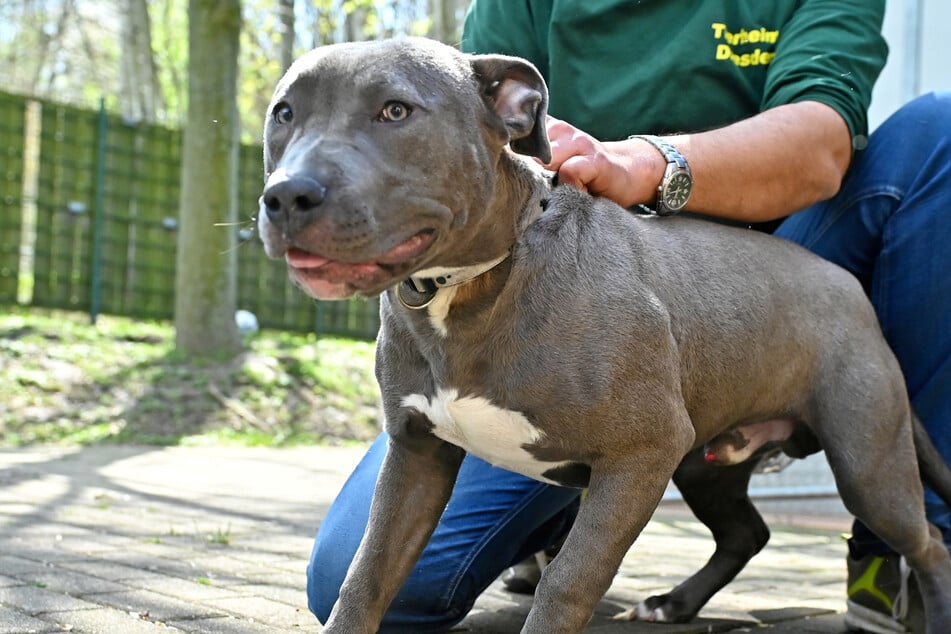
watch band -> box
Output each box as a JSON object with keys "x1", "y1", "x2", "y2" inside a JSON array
[{"x1": 628, "y1": 134, "x2": 692, "y2": 215}]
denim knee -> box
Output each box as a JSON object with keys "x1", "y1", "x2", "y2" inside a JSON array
[
  {"x1": 307, "y1": 562, "x2": 473, "y2": 633},
  {"x1": 886, "y1": 90, "x2": 951, "y2": 130},
  {"x1": 306, "y1": 561, "x2": 331, "y2": 623},
  {"x1": 304, "y1": 433, "x2": 580, "y2": 631}
]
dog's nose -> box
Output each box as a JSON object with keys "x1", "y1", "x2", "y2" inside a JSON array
[{"x1": 261, "y1": 174, "x2": 327, "y2": 221}]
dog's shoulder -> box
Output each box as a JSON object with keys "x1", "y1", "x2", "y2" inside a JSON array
[
  {"x1": 509, "y1": 185, "x2": 666, "y2": 317},
  {"x1": 521, "y1": 185, "x2": 620, "y2": 247},
  {"x1": 518, "y1": 184, "x2": 647, "y2": 267}
]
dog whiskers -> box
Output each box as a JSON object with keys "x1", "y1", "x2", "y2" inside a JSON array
[{"x1": 213, "y1": 215, "x2": 259, "y2": 255}]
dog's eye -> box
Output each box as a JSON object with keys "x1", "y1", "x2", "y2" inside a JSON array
[
  {"x1": 273, "y1": 103, "x2": 293, "y2": 125},
  {"x1": 379, "y1": 101, "x2": 412, "y2": 122}
]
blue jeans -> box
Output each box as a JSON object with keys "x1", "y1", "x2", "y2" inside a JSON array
[
  {"x1": 306, "y1": 92, "x2": 951, "y2": 630},
  {"x1": 308, "y1": 434, "x2": 581, "y2": 632}
]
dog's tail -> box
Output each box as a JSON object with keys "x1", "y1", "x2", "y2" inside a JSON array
[{"x1": 913, "y1": 414, "x2": 951, "y2": 507}]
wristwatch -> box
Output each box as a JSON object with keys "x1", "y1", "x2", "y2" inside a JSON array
[{"x1": 629, "y1": 134, "x2": 693, "y2": 216}]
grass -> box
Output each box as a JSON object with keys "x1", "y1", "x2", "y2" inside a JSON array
[
  {"x1": 206, "y1": 524, "x2": 232, "y2": 545},
  {"x1": 0, "y1": 306, "x2": 381, "y2": 447}
]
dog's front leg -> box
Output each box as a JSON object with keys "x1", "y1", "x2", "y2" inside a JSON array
[
  {"x1": 323, "y1": 423, "x2": 463, "y2": 634},
  {"x1": 524, "y1": 446, "x2": 686, "y2": 634}
]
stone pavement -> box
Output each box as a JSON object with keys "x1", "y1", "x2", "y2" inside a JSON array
[{"x1": 0, "y1": 444, "x2": 856, "y2": 633}]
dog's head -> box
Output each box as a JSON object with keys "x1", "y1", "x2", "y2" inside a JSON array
[{"x1": 257, "y1": 37, "x2": 550, "y2": 300}]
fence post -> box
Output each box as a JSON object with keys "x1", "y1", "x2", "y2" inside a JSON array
[
  {"x1": 315, "y1": 300, "x2": 324, "y2": 336},
  {"x1": 89, "y1": 97, "x2": 107, "y2": 324}
]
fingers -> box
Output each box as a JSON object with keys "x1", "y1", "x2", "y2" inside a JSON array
[
  {"x1": 557, "y1": 156, "x2": 596, "y2": 192},
  {"x1": 540, "y1": 116, "x2": 645, "y2": 208},
  {"x1": 543, "y1": 116, "x2": 601, "y2": 192},
  {"x1": 544, "y1": 116, "x2": 598, "y2": 173}
]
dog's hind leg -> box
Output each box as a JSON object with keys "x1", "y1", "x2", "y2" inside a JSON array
[
  {"x1": 616, "y1": 448, "x2": 767, "y2": 623},
  {"x1": 817, "y1": 393, "x2": 951, "y2": 634}
]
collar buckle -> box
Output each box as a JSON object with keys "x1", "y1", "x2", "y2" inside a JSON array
[
  {"x1": 397, "y1": 278, "x2": 439, "y2": 309},
  {"x1": 397, "y1": 252, "x2": 510, "y2": 311}
]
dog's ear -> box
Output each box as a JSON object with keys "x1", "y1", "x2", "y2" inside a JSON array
[{"x1": 470, "y1": 55, "x2": 551, "y2": 163}]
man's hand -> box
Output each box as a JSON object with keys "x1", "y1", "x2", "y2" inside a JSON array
[
  {"x1": 542, "y1": 101, "x2": 852, "y2": 223},
  {"x1": 543, "y1": 116, "x2": 665, "y2": 209}
]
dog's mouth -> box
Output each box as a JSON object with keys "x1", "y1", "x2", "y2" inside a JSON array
[{"x1": 285, "y1": 229, "x2": 436, "y2": 299}]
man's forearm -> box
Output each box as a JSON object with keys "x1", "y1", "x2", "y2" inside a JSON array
[
  {"x1": 549, "y1": 101, "x2": 853, "y2": 223},
  {"x1": 668, "y1": 101, "x2": 852, "y2": 222}
]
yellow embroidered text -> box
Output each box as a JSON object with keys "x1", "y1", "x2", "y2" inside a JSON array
[{"x1": 711, "y1": 22, "x2": 779, "y2": 67}]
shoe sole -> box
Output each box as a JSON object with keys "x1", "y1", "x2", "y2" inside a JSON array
[
  {"x1": 501, "y1": 578, "x2": 537, "y2": 595},
  {"x1": 844, "y1": 599, "x2": 908, "y2": 634}
]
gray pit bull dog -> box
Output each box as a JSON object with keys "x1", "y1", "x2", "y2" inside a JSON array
[{"x1": 258, "y1": 37, "x2": 951, "y2": 633}]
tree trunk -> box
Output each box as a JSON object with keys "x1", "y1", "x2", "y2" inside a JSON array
[
  {"x1": 174, "y1": 0, "x2": 242, "y2": 358},
  {"x1": 30, "y1": 0, "x2": 74, "y2": 95},
  {"x1": 277, "y1": 0, "x2": 295, "y2": 72},
  {"x1": 428, "y1": 0, "x2": 459, "y2": 44},
  {"x1": 119, "y1": 0, "x2": 162, "y2": 122},
  {"x1": 344, "y1": 6, "x2": 370, "y2": 42}
]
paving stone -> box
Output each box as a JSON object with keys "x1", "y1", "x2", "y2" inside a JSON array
[
  {"x1": 224, "y1": 583, "x2": 306, "y2": 609},
  {"x1": 0, "y1": 575, "x2": 21, "y2": 589},
  {"x1": 748, "y1": 606, "x2": 836, "y2": 624},
  {"x1": 205, "y1": 595, "x2": 315, "y2": 628},
  {"x1": 167, "y1": 615, "x2": 278, "y2": 634},
  {"x1": 0, "y1": 554, "x2": 56, "y2": 577},
  {"x1": 224, "y1": 548, "x2": 304, "y2": 569},
  {"x1": 130, "y1": 574, "x2": 247, "y2": 602},
  {"x1": 464, "y1": 583, "x2": 758, "y2": 634},
  {"x1": 0, "y1": 605, "x2": 60, "y2": 633},
  {"x1": 755, "y1": 612, "x2": 848, "y2": 633},
  {"x1": 64, "y1": 561, "x2": 199, "y2": 592},
  {"x1": 48, "y1": 532, "x2": 142, "y2": 555},
  {"x1": 8, "y1": 523, "x2": 94, "y2": 538},
  {"x1": 0, "y1": 478, "x2": 71, "y2": 508},
  {"x1": 127, "y1": 540, "x2": 206, "y2": 560},
  {"x1": 183, "y1": 554, "x2": 282, "y2": 581},
  {"x1": 0, "y1": 502, "x2": 45, "y2": 516},
  {"x1": 87, "y1": 588, "x2": 226, "y2": 621},
  {"x1": 0, "y1": 584, "x2": 101, "y2": 615},
  {"x1": 236, "y1": 568, "x2": 304, "y2": 588},
  {"x1": 58, "y1": 559, "x2": 163, "y2": 582},
  {"x1": 90, "y1": 550, "x2": 209, "y2": 579},
  {"x1": 587, "y1": 617, "x2": 756, "y2": 633},
  {"x1": 233, "y1": 533, "x2": 315, "y2": 556},
  {"x1": 19, "y1": 567, "x2": 127, "y2": 596},
  {"x1": 0, "y1": 444, "x2": 859, "y2": 633},
  {"x1": 44, "y1": 606, "x2": 186, "y2": 633}
]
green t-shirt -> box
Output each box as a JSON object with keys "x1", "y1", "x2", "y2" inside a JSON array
[{"x1": 461, "y1": 0, "x2": 888, "y2": 150}]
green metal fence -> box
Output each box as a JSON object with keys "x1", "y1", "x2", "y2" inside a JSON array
[
  {"x1": 0, "y1": 92, "x2": 26, "y2": 305},
  {"x1": 0, "y1": 91, "x2": 380, "y2": 339}
]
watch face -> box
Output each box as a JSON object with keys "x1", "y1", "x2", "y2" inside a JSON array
[{"x1": 665, "y1": 172, "x2": 692, "y2": 209}]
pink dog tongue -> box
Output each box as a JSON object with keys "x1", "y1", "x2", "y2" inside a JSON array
[
  {"x1": 285, "y1": 231, "x2": 433, "y2": 270},
  {"x1": 285, "y1": 249, "x2": 379, "y2": 283},
  {"x1": 285, "y1": 249, "x2": 331, "y2": 268}
]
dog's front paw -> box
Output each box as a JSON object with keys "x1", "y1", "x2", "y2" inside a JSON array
[{"x1": 612, "y1": 594, "x2": 694, "y2": 623}]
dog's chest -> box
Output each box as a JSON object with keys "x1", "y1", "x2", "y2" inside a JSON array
[{"x1": 401, "y1": 388, "x2": 573, "y2": 485}]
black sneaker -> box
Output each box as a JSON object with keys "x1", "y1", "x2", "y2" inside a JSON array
[
  {"x1": 501, "y1": 535, "x2": 569, "y2": 596},
  {"x1": 844, "y1": 551, "x2": 924, "y2": 634},
  {"x1": 501, "y1": 550, "x2": 551, "y2": 595}
]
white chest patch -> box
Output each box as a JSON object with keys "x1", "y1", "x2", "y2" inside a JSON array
[
  {"x1": 425, "y1": 287, "x2": 456, "y2": 337},
  {"x1": 401, "y1": 388, "x2": 571, "y2": 484}
]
